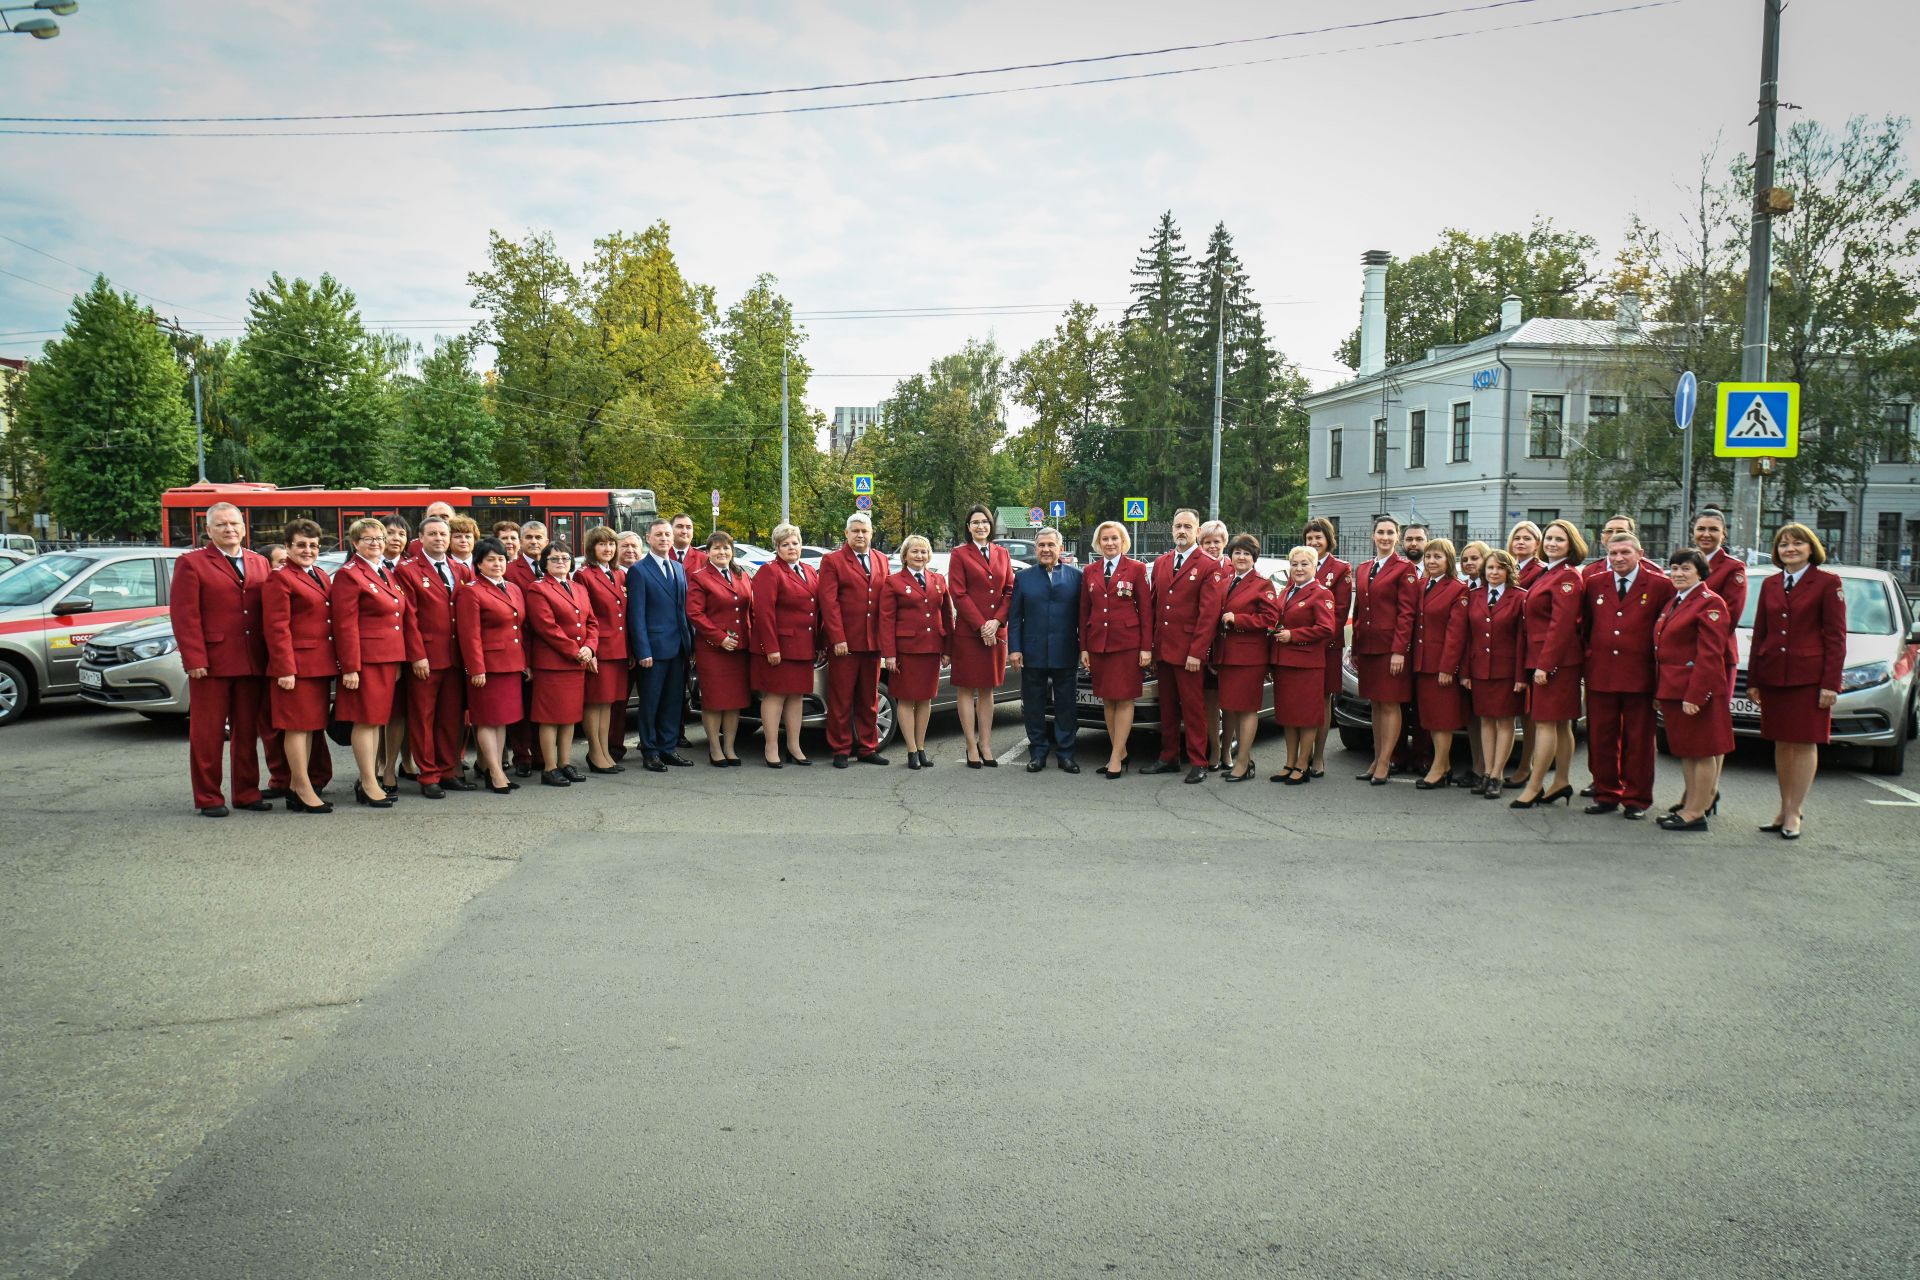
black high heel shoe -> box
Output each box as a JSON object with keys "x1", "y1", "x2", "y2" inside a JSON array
[
  {"x1": 286, "y1": 795, "x2": 334, "y2": 814},
  {"x1": 906, "y1": 752, "x2": 922, "y2": 770},
  {"x1": 487, "y1": 780, "x2": 515, "y2": 795},
  {"x1": 1508, "y1": 790, "x2": 1543, "y2": 809},
  {"x1": 916, "y1": 750, "x2": 933, "y2": 769},
  {"x1": 1542, "y1": 784, "x2": 1574, "y2": 806},
  {"x1": 353, "y1": 782, "x2": 392, "y2": 809},
  {"x1": 1414, "y1": 775, "x2": 1452, "y2": 791}
]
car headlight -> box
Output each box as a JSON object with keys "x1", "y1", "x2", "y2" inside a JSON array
[
  {"x1": 127, "y1": 637, "x2": 178, "y2": 661},
  {"x1": 1839, "y1": 661, "x2": 1891, "y2": 692}
]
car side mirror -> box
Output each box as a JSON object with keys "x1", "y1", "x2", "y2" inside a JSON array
[{"x1": 52, "y1": 596, "x2": 93, "y2": 616}]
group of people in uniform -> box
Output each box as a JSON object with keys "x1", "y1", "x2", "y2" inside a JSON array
[{"x1": 171, "y1": 497, "x2": 1846, "y2": 838}]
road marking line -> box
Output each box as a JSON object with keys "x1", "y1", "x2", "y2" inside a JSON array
[
  {"x1": 1852, "y1": 774, "x2": 1920, "y2": 806},
  {"x1": 951, "y1": 741, "x2": 1029, "y2": 765}
]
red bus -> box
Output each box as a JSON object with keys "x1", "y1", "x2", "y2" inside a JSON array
[{"x1": 161, "y1": 483, "x2": 661, "y2": 554}]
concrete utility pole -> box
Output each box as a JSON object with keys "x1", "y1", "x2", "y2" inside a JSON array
[
  {"x1": 191, "y1": 371, "x2": 206, "y2": 483},
  {"x1": 1208, "y1": 287, "x2": 1224, "y2": 521},
  {"x1": 780, "y1": 339, "x2": 790, "y2": 525},
  {"x1": 1729, "y1": 0, "x2": 1784, "y2": 553}
]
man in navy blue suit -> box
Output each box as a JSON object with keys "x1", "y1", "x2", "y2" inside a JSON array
[
  {"x1": 625, "y1": 518, "x2": 695, "y2": 771},
  {"x1": 1007, "y1": 528, "x2": 1084, "y2": 773}
]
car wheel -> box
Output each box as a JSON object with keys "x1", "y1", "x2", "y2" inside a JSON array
[
  {"x1": 873, "y1": 694, "x2": 898, "y2": 752},
  {"x1": 1870, "y1": 716, "x2": 1908, "y2": 777},
  {"x1": 0, "y1": 657, "x2": 33, "y2": 727},
  {"x1": 1337, "y1": 724, "x2": 1373, "y2": 754}
]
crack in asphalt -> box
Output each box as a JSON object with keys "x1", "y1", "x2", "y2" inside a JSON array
[{"x1": 53, "y1": 998, "x2": 360, "y2": 1038}]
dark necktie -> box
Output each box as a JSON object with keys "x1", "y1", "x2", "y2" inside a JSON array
[
  {"x1": 1107, "y1": 560, "x2": 1118, "y2": 579},
  {"x1": 1489, "y1": 588, "x2": 1501, "y2": 607},
  {"x1": 792, "y1": 563, "x2": 805, "y2": 581},
  {"x1": 228, "y1": 555, "x2": 245, "y2": 579},
  {"x1": 1425, "y1": 578, "x2": 1435, "y2": 595},
  {"x1": 856, "y1": 552, "x2": 869, "y2": 575},
  {"x1": 915, "y1": 572, "x2": 927, "y2": 589},
  {"x1": 1175, "y1": 551, "x2": 1187, "y2": 573},
  {"x1": 980, "y1": 544, "x2": 990, "y2": 561},
  {"x1": 1233, "y1": 573, "x2": 1245, "y2": 591},
  {"x1": 1617, "y1": 575, "x2": 1628, "y2": 600},
  {"x1": 434, "y1": 560, "x2": 453, "y2": 595},
  {"x1": 377, "y1": 565, "x2": 391, "y2": 587},
  {"x1": 1784, "y1": 574, "x2": 1795, "y2": 595},
  {"x1": 308, "y1": 568, "x2": 322, "y2": 587}
]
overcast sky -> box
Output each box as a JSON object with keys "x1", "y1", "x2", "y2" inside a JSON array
[{"x1": 2, "y1": 0, "x2": 1913, "y2": 431}]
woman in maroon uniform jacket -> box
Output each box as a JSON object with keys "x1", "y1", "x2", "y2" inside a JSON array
[
  {"x1": 1462, "y1": 549, "x2": 1529, "y2": 799},
  {"x1": 1411, "y1": 539, "x2": 1470, "y2": 791},
  {"x1": 1749, "y1": 524, "x2": 1848, "y2": 840},
  {"x1": 686, "y1": 532, "x2": 754, "y2": 767},
  {"x1": 1507, "y1": 520, "x2": 1547, "y2": 590},
  {"x1": 1269, "y1": 546, "x2": 1337, "y2": 784},
  {"x1": 879, "y1": 535, "x2": 951, "y2": 771},
  {"x1": 456, "y1": 538, "x2": 529, "y2": 794},
  {"x1": 1511, "y1": 519, "x2": 1588, "y2": 808},
  {"x1": 751, "y1": 524, "x2": 822, "y2": 767},
  {"x1": 524, "y1": 543, "x2": 599, "y2": 788},
  {"x1": 1350, "y1": 515, "x2": 1419, "y2": 785},
  {"x1": 261, "y1": 518, "x2": 337, "y2": 813},
  {"x1": 1653, "y1": 549, "x2": 1733, "y2": 832},
  {"x1": 575, "y1": 526, "x2": 630, "y2": 776},
  {"x1": 332, "y1": 517, "x2": 426, "y2": 808},
  {"x1": 947, "y1": 504, "x2": 1015, "y2": 766},
  {"x1": 1212, "y1": 534, "x2": 1279, "y2": 782},
  {"x1": 1078, "y1": 520, "x2": 1153, "y2": 778},
  {"x1": 1302, "y1": 517, "x2": 1351, "y2": 779}
]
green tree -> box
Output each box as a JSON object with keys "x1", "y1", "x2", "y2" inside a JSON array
[
  {"x1": 688, "y1": 275, "x2": 813, "y2": 541},
  {"x1": 1116, "y1": 212, "x2": 1200, "y2": 510},
  {"x1": 1011, "y1": 301, "x2": 1118, "y2": 527},
  {"x1": 15, "y1": 277, "x2": 192, "y2": 537},
  {"x1": 870, "y1": 337, "x2": 1008, "y2": 543},
  {"x1": 0, "y1": 362, "x2": 49, "y2": 528},
  {"x1": 388, "y1": 336, "x2": 501, "y2": 486},
  {"x1": 229, "y1": 273, "x2": 395, "y2": 488},
  {"x1": 468, "y1": 230, "x2": 599, "y2": 484}
]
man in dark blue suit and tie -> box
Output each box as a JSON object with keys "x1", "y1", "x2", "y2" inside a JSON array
[
  {"x1": 1008, "y1": 528, "x2": 1084, "y2": 773},
  {"x1": 625, "y1": 518, "x2": 695, "y2": 771}
]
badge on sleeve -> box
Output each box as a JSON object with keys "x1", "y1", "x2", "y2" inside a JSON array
[
  {"x1": 1561, "y1": 582, "x2": 1574, "y2": 593},
  {"x1": 1707, "y1": 610, "x2": 1721, "y2": 623}
]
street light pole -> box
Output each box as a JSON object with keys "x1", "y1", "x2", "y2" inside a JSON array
[
  {"x1": 1208, "y1": 287, "x2": 1224, "y2": 522},
  {"x1": 192, "y1": 370, "x2": 206, "y2": 482},
  {"x1": 780, "y1": 337, "x2": 790, "y2": 526},
  {"x1": 0, "y1": 0, "x2": 79, "y2": 38},
  {"x1": 1729, "y1": 0, "x2": 1784, "y2": 554}
]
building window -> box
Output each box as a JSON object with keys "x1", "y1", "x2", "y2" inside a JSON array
[
  {"x1": 1407, "y1": 409, "x2": 1426, "y2": 469},
  {"x1": 1817, "y1": 510, "x2": 1846, "y2": 556},
  {"x1": 1370, "y1": 418, "x2": 1388, "y2": 474},
  {"x1": 1528, "y1": 394, "x2": 1565, "y2": 458},
  {"x1": 1877, "y1": 512, "x2": 1903, "y2": 566},
  {"x1": 1640, "y1": 509, "x2": 1672, "y2": 561},
  {"x1": 1588, "y1": 394, "x2": 1623, "y2": 458},
  {"x1": 1881, "y1": 403, "x2": 1913, "y2": 464},
  {"x1": 1450, "y1": 510, "x2": 1471, "y2": 547},
  {"x1": 1526, "y1": 508, "x2": 1560, "y2": 529},
  {"x1": 1450, "y1": 402, "x2": 1471, "y2": 463},
  {"x1": 1327, "y1": 428, "x2": 1342, "y2": 479}
]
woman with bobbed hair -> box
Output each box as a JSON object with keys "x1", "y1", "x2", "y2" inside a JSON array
[
  {"x1": 331, "y1": 515, "x2": 426, "y2": 808},
  {"x1": 947, "y1": 503, "x2": 1014, "y2": 766},
  {"x1": 1212, "y1": 533, "x2": 1279, "y2": 781},
  {"x1": 1749, "y1": 523, "x2": 1847, "y2": 839},
  {"x1": 1078, "y1": 519, "x2": 1153, "y2": 777},
  {"x1": 1653, "y1": 548, "x2": 1733, "y2": 831},
  {"x1": 1351, "y1": 515, "x2": 1419, "y2": 785},
  {"x1": 1454, "y1": 539, "x2": 1493, "y2": 781},
  {"x1": 1269, "y1": 545, "x2": 1337, "y2": 784},
  {"x1": 1462, "y1": 548, "x2": 1529, "y2": 798},
  {"x1": 524, "y1": 542, "x2": 599, "y2": 787},
  {"x1": 1198, "y1": 520, "x2": 1232, "y2": 768},
  {"x1": 686, "y1": 530, "x2": 753, "y2": 766},
  {"x1": 458, "y1": 537, "x2": 530, "y2": 794},
  {"x1": 751, "y1": 522, "x2": 821, "y2": 767},
  {"x1": 1300, "y1": 516, "x2": 1350, "y2": 779},
  {"x1": 575, "y1": 524, "x2": 628, "y2": 775},
  {"x1": 1411, "y1": 537, "x2": 1470, "y2": 790},
  {"x1": 1511, "y1": 518, "x2": 1588, "y2": 807},
  {"x1": 880, "y1": 534, "x2": 951, "y2": 770},
  {"x1": 261, "y1": 518, "x2": 338, "y2": 813}
]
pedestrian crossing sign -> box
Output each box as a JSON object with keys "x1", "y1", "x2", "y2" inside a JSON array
[
  {"x1": 1123, "y1": 497, "x2": 1148, "y2": 521},
  {"x1": 1714, "y1": 382, "x2": 1799, "y2": 458},
  {"x1": 853, "y1": 474, "x2": 874, "y2": 495}
]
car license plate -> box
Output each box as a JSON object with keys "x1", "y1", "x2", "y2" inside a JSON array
[
  {"x1": 1729, "y1": 696, "x2": 1759, "y2": 717},
  {"x1": 78, "y1": 668, "x2": 103, "y2": 689},
  {"x1": 1075, "y1": 690, "x2": 1104, "y2": 707}
]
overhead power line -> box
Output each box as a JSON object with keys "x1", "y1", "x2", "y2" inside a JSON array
[{"x1": 0, "y1": 2, "x2": 1680, "y2": 138}]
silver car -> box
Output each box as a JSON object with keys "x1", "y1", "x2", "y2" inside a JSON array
[
  {"x1": 76, "y1": 614, "x2": 190, "y2": 719},
  {"x1": 0, "y1": 547, "x2": 184, "y2": 727}
]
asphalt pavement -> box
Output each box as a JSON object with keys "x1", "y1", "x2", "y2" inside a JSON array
[{"x1": 4, "y1": 699, "x2": 1917, "y2": 1279}]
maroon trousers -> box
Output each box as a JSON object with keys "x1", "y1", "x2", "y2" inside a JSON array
[
  {"x1": 407, "y1": 666, "x2": 467, "y2": 784},
  {"x1": 261, "y1": 702, "x2": 334, "y2": 793},
  {"x1": 1156, "y1": 660, "x2": 1211, "y2": 767},
  {"x1": 188, "y1": 674, "x2": 262, "y2": 810},
  {"x1": 1586, "y1": 689, "x2": 1657, "y2": 810},
  {"x1": 826, "y1": 650, "x2": 882, "y2": 756}
]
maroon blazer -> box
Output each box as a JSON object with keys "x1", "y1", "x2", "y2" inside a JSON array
[
  {"x1": 819, "y1": 544, "x2": 887, "y2": 653},
  {"x1": 1213, "y1": 570, "x2": 1280, "y2": 666},
  {"x1": 1653, "y1": 587, "x2": 1730, "y2": 704},
  {"x1": 505, "y1": 554, "x2": 543, "y2": 595},
  {"x1": 397, "y1": 555, "x2": 470, "y2": 672},
  {"x1": 1514, "y1": 557, "x2": 1547, "y2": 591},
  {"x1": 1584, "y1": 557, "x2": 1666, "y2": 582},
  {"x1": 1318, "y1": 554, "x2": 1354, "y2": 652},
  {"x1": 1465, "y1": 584, "x2": 1529, "y2": 686},
  {"x1": 576, "y1": 563, "x2": 630, "y2": 664},
  {"x1": 750, "y1": 560, "x2": 821, "y2": 661},
  {"x1": 687, "y1": 564, "x2": 752, "y2": 653},
  {"x1": 1351, "y1": 553, "x2": 1419, "y2": 658},
  {"x1": 1522, "y1": 562, "x2": 1586, "y2": 675},
  {"x1": 170, "y1": 544, "x2": 272, "y2": 677},
  {"x1": 1582, "y1": 565, "x2": 1675, "y2": 694},
  {"x1": 524, "y1": 576, "x2": 598, "y2": 671},
  {"x1": 1412, "y1": 576, "x2": 1469, "y2": 676},
  {"x1": 948, "y1": 541, "x2": 1014, "y2": 637},
  {"x1": 1149, "y1": 547, "x2": 1228, "y2": 665},
  {"x1": 1079, "y1": 556, "x2": 1153, "y2": 656},
  {"x1": 879, "y1": 568, "x2": 951, "y2": 658},
  {"x1": 1269, "y1": 581, "x2": 1337, "y2": 669},
  {"x1": 262, "y1": 564, "x2": 337, "y2": 680},
  {"x1": 1700, "y1": 548, "x2": 1749, "y2": 623},
  {"x1": 330, "y1": 555, "x2": 423, "y2": 674},
  {"x1": 456, "y1": 577, "x2": 527, "y2": 675},
  {"x1": 1748, "y1": 567, "x2": 1847, "y2": 692}
]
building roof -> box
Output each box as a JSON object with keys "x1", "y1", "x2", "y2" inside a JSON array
[{"x1": 1307, "y1": 318, "x2": 1647, "y2": 405}]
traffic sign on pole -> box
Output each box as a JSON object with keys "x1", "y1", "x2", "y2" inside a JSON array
[
  {"x1": 852, "y1": 474, "x2": 874, "y2": 495},
  {"x1": 1026, "y1": 506, "x2": 1045, "y2": 527},
  {"x1": 1715, "y1": 382, "x2": 1799, "y2": 458},
  {"x1": 1674, "y1": 370, "x2": 1698, "y2": 431},
  {"x1": 854, "y1": 494, "x2": 872, "y2": 511},
  {"x1": 1048, "y1": 499, "x2": 1066, "y2": 520},
  {"x1": 1123, "y1": 497, "x2": 1149, "y2": 522}
]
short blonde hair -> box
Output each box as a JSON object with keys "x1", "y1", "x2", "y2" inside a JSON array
[
  {"x1": 771, "y1": 522, "x2": 802, "y2": 549},
  {"x1": 1198, "y1": 520, "x2": 1229, "y2": 544},
  {"x1": 1459, "y1": 539, "x2": 1491, "y2": 567},
  {"x1": 346, "y1": 516, "x2": 385, "y2": 546},
  {"x1": 1287, "y1": 545, "x2": 1317, "y2": 565},
  {"x1": 1091, "y1": 520, "x2": 1131, "y2": 553},
  {"x1": 1506, "y1": 520, "x2": 1544, "y2": 557},
  {"x1": 1421, "y1": 536, "x2": 1459, "y2": 578},
  {"x1": 899, "y1": 534, "x2": 932, "y2": 560},
  {"x1": 449, "y1": 515, "x2": 480, "y2": 539}
]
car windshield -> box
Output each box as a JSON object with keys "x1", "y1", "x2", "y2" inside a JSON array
[
  {"x1": 0, "y1": 554, "x2": 91, "y2": 606},
  {"x1": 1737, "y1": 574, "x2": 1899, "y2": 636}
]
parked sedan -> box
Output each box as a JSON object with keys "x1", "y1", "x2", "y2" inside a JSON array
[
  {"x1": 76, "y1": 615, "x2": 189, "y2": 718},
  {"x1": 0, "y1": 547, "x2": 185, "y2": 727}
]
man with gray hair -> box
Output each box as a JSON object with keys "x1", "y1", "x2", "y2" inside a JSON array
[
  {"x1": 170, "y1": 501, "x2": 275, "y2": 816},
  {"x1": 1008, "y1": 527, "x2": 1084, "y2": 772},
  {"x1": 819, "y1": 510, "x2": 889, "y2": 767}
]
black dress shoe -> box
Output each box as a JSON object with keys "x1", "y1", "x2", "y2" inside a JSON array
[
  {"x1": 445, "y1": 777, "x2": 479, "y2": 791},
  {"x1": 234, "y1": 799, "x2": 274, "y2": 812},
  {"x1": 285, "y1": 795, "x2": 334, "y2": 814},
  {"x1": 1223, "y1": 769, "x2": 1254, "y2": 782},
  {"x1": 1584, "y1": 801, "x2": 1619, "y2": 815},
  {"x1": 260, "y1": 787, "x2": 289, "y2": 800},
  {"x1": 513, "y1": 764, "x2": 533, "y2": 779},
  {"x1": 980, "y1": 757, "x2": 998, "y2": 768},
  {"x1": 678, "y1": 733, "x2": 692, "y2": 748},
  {"x1": 353, "y1": 783, "x2": 393, "y2": 809},
  {"x1": 1026, "y1": 758, "x2": 1047, "y2": 773},
  {"x1": 834, "y1": 755, "x2": 851, "y2": 769},
  {"x1": 1414, "y1": 776, "x2": 1452, "y2": 791},
  {"x1": 1622, "y1": 807, "x2": 1646, "y2": 819},
  {"x1": 1184, "y1": 766, "x2": 1206, "y2": 783},
  {"x1": 561, "y1": 765, "x2": 586, "y2": 782},
  {"x1": 540, "y1": 770, "x2": 571, "y2": 787},
  {"x1": 643, "y1": 755, "x2": 668, "y2": 774},
  {"x1": 915, "y1": 751, "x2": 933, "y2": 770},
  {"x1": 1579, "y1": 785, "x2": 1594, "y2": 797},
  {"x1": 1141, "y1": 760, "x2": 1180, "y2": 775},
  {"x1": 906, "y1": 753, "x2": 922, "y2": 771},
  {"x1": 764, "y1": 758, "x2": 784, "y2": 769},
  {"x1": 661, "y1": 752, "x2": 692, "y2": 767},
  {"x1": 199, "y1": 804, "x2": 230, "y2": 818},
  {"x1": 588, "y1": 763, "x2": 624, "y2": 775},
  {"x1": 1057, "y1": 759, "x2": 1080, "y2": 774},
  {"x1": 788, "y1": 755, "x2": 813, "y2": 766},
  {"x1": 857, "y1": 753, "x2": 890, "y2": 766},
  {"x1": 725, "y1": 757, "x2": 742, "y2": 767},
  {"x1": 420, "y1": 783, "x2": 446, "y2": 799}
]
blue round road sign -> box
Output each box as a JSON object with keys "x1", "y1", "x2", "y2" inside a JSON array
[
  {"x1": 1674, "y1": 370, "x2": 1698, "y2": 431},
  {"x1": 854, "y1": 494, "x2": 872, "y2": 510}
]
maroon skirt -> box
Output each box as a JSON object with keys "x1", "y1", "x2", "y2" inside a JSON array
[
  {"x1": 1754, "y1": 683, "x2": 1831, "y2": 744},
  {"x1": 1215, "y1": 662, "x2": 1267, "y2": 713},
  {"x1": 530, "y1": 667, "x2": 586, "y2": 724},
  {"x1": 948, "y1": 634, "x2": 1007, "y2": 689},
  {"x1": 1355, "y1": 652, "x2": 1412, "y2": 703},
  {"x1": 1661, "y1": 696, "x2": 1735, "y2": 758},
  {"x1": 468, "y1": 669, "x2": 525, "y2": 727},
  {"x1": 695, "y1": 645, "x2": 752, "y2": 710},
  {"x1": 1087, "y1": 649, "x2": 1144, "y2": 702},
  {"x1": 1529, "y1": 665, "x2": 1583, "y2": 721},
  {"x1": 752, "y1": 651, "x2": 814, "y2": 697},
  {"x1": 1271, "y1": 665, "x2": 1324, "y2": 728},
  {"x1": 890, "y1": 652, "x2": 943, "y2": 701},
  {"x1": 1470, "y1": 678, "x2": 1526, "y2": 719},
  {"x1": 270, "y1": 676, "x2": 332, "y2": 732},
  {"x1": 1322, "y1": 643, "x2": 1343, "y2": 697},
  {"x1": 1415, "y1": 673, "x2": 1468, "y2": 732},
  {"x1": 586, "y1": 656, "x2": 628, "y2": 705},
  {"x1": 334, "y1": 662, "x2": 400, "y2": 725}
]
